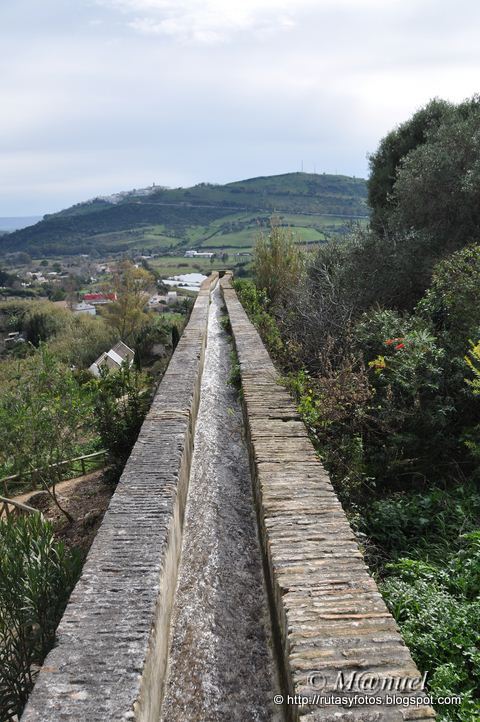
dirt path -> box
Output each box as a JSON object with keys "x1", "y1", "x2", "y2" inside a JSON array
[
  {"x1": 7, "y1": 470, "x2": 113, "y2": 555},
  {"x1": 159, "y1": 283, "x2": 282, "y2": 722},
  {"x1": 9, "y1": 470, "x2": 102, "y2": 507}
]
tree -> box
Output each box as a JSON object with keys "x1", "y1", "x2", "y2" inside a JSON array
[
  {"x1": 91, "y1": 362, "x2": 148, "y2": 480},
  {"x1": 254, "y1": 221, "x2": 303, "y2": 308},
  {"x1": 345, "y1": 96, "x2": 480, "y2": 311},
  {"x1": 417, "y1": 244, "x2": 480, "y2": 349},
  {"x1": 0, "y1": 267, "x2": 14, "y2": 287},
  {"x1": 23, "y1": 310, "x2": 60, "y2": 346},
  {"x1": 101, "y1": 261, "x2": 154, "y2": 343},
  {"x1": 367, "y1": 98, "x2": 451, "y2": 231},
  {"x1": 0, "y1": 348, "x2": 93, "y2": 521},
  {"x1": 391, "y1": 97, "x2": 480, "y2": 252},
  {"x1": 131, "y1": 316, "x2": 170, "y2": 368}
]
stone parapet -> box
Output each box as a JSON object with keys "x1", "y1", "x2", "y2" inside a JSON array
[
  {"x1": 22, "y1": 275, "x2": 218, "y2": 722},
  {"x1": 221, "y1": 273, "x2": 435, "y2": 722}
]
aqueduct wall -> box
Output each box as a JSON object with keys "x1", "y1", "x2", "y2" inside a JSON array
[{"x1": 22, "y1": 273, "x2": 435, "y2": 722}]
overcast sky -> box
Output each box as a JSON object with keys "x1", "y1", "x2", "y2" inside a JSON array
[{"x1": 2, "y1": 0, "x2": 480, "y2": 215}]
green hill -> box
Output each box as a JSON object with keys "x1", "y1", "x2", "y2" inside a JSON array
[{"x1": 0, "y1": 173, "x2": 368, "y2": 258}]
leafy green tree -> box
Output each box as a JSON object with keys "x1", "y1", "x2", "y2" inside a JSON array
[
  {"x1": 49, "y1": 288, "x2": 66, "y2": 302},
  {"x1": 368, "y1": 98, "x2": 451, "y2": 231},
  {"x1": 391, "y1": 97, "x2": 480, "y2": 253},
  {"x1": 0, "y1": 348, "x2": 93, "y2": 521},
  {"x1": 23, "y1": 310, "x2": 60, "y2": 346},
  {"x1": 0, "y1": 267, "x2": 15, "y2": 286},
  {"x1": 417, "y1": 244, "x2": 480, "y2": 350},
  {"x1": 132, "y1": 316, "x2": 170, "y2": 368},
  {"x1": 101, "y1": 261, "x2": 154, "y2": 343},
  {"x1": 254, "y1": 221, "x2": 303, "y2": 308},
  {"x1": 91, "y1": 362, "x2": 149, "y2": 480}
]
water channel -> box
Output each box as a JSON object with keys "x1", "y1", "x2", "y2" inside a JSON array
[{"x1": 159, "y1": 282, "x2": 282, "y2": 722}]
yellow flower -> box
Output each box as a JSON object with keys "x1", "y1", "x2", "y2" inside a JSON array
[{"x1": 368, "y1": 355, "x2": 387, "y2": 374}]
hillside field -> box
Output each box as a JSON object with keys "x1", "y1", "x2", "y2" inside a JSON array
[{"x1": 0, "y1": 173, "x2": 368, "y2": 259}]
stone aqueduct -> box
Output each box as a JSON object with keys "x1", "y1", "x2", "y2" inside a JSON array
[{"x1": 22, "y1": 274, "x2": 436, "y2": 722}]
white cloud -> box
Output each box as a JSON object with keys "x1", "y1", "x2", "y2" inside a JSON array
[
  {"x1": 97, "y1": 0, "x2": 307, "y2": 43},
  {"x1": 3, "y1": 0, "x2": 480, "y2": 214}
]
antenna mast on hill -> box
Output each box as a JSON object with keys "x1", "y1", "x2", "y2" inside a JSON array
[{"x1": 301, "y1": 160, "x2": 304, "y2": 172}]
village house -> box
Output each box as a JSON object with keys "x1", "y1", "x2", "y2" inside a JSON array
[
  {"x1": 73, "y1": 301, "x2": 96, "y2": 316},
  {"x1": 82, "y1": 292, "x2": 117, "y2": 305},
  {"x1": 88, "y1": 341, "x2": 134, "y2": 377}
]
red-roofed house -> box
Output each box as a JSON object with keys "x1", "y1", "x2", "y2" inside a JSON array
[{"x1": 82, "y1": 292, "x2": 117, "y2": 305}]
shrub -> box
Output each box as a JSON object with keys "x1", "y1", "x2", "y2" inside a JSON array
[
  {"x1": 253, "y1": 222, "x2": 303, "y2": 308},
  {"x1": 417, "y1": 244, "x2": 480, "y2": 350},
  {"x1": 233, "y1": 279, "x2": 285, "y2": 362},
  {"x1": 23, "y1": 309, "x2": 61, "y2": 346},
  {"x1": 227, "y1": 349, "x2": 242, "y2": 395},
  {"x1": 0, "y1": 514, "x2": 81, "y2": 720},
  {"x1": 91, "y1": 362, "x2": 150, "y2": 481},
  {"x1": 285, "y1": 360, "x2": 372, "y2": 505},
  {"x1": 131, "y1": 315, "x2": 171, "y2": 368},
  {"x1": 465, "y1": 340, "x2": 480, "y2": 398},
  {"x1": 359, "y1": 484, "x2": 480, "y2": 569},
  {"x1": 463, "y1": 340, "x2": 480, "y2": 471},
  {"x1": 47, "y1": 313, "x2": 116, "y2": 368},
  {"x1": 381, "y1": 533, "x2": 480, "y2": 721},
  {"x1": 358, "y1": 313, "x2": 456, "y2": 484}
]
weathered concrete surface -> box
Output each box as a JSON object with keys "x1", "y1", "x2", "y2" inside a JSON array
[
  {"x1": 160, "y1": 283, "x2": 281, "y2": 722},
  {"x1": 21, "y1": 275, "x2": 217, "y2": 722},
  {"x1": 221, "y1": 273, "x2": 436, "y2": 722}
]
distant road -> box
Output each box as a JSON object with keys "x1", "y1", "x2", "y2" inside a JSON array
[{"x1": 130, "y1": 200, "x2": 369, "y2": 219}]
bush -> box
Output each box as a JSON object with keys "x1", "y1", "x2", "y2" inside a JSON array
[
  {"x1": 381, "y1": 533, "x2": 480, "y2": 721},
  {"x1": 91, "y1": 363, "x2": 150, "y2": 481},
  {"x1": 131, "y1": 315, "x2": 171, "y2": 368},
  {"x1": 253, "y1": 222, "x2": 303, "y2": 308},
  {"x1": 227, "y1": 349, "x2": 242, "y2": 395},
  {"x1": 0, "y1": 514, "x2": 81, "y2": 720},
  {"x1": 357, "y1": 312, "x2": 456, "y2": 484},
  {"x1": 23, "y1": 309, "x2": 61, "y2": 346},
  {"x1": 0, "y1": 347, "x2": 94, "y2": 519},
  {"x1": 359, "y1": 484, "x2": 480, "y2": 569},
  {"x1": 233, "y1": 279, "x2": 285, "y2": 363},
  {"x1": 417, "y1": 244, "x2": 480, "y2": 350},
  {"x1": 285, "y1": 361, "x2": 372, "y2": 505},
  {"x1": 47, "y1": 313, "x2": 116, "y2": 368}
]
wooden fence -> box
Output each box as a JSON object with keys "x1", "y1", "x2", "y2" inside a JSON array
[
  {"x1": 0, "y1": 450, "x2": 108, "y2": 498},
  {"x1": 0, "y1": 495, "x2": 43, "y2": 519}
]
